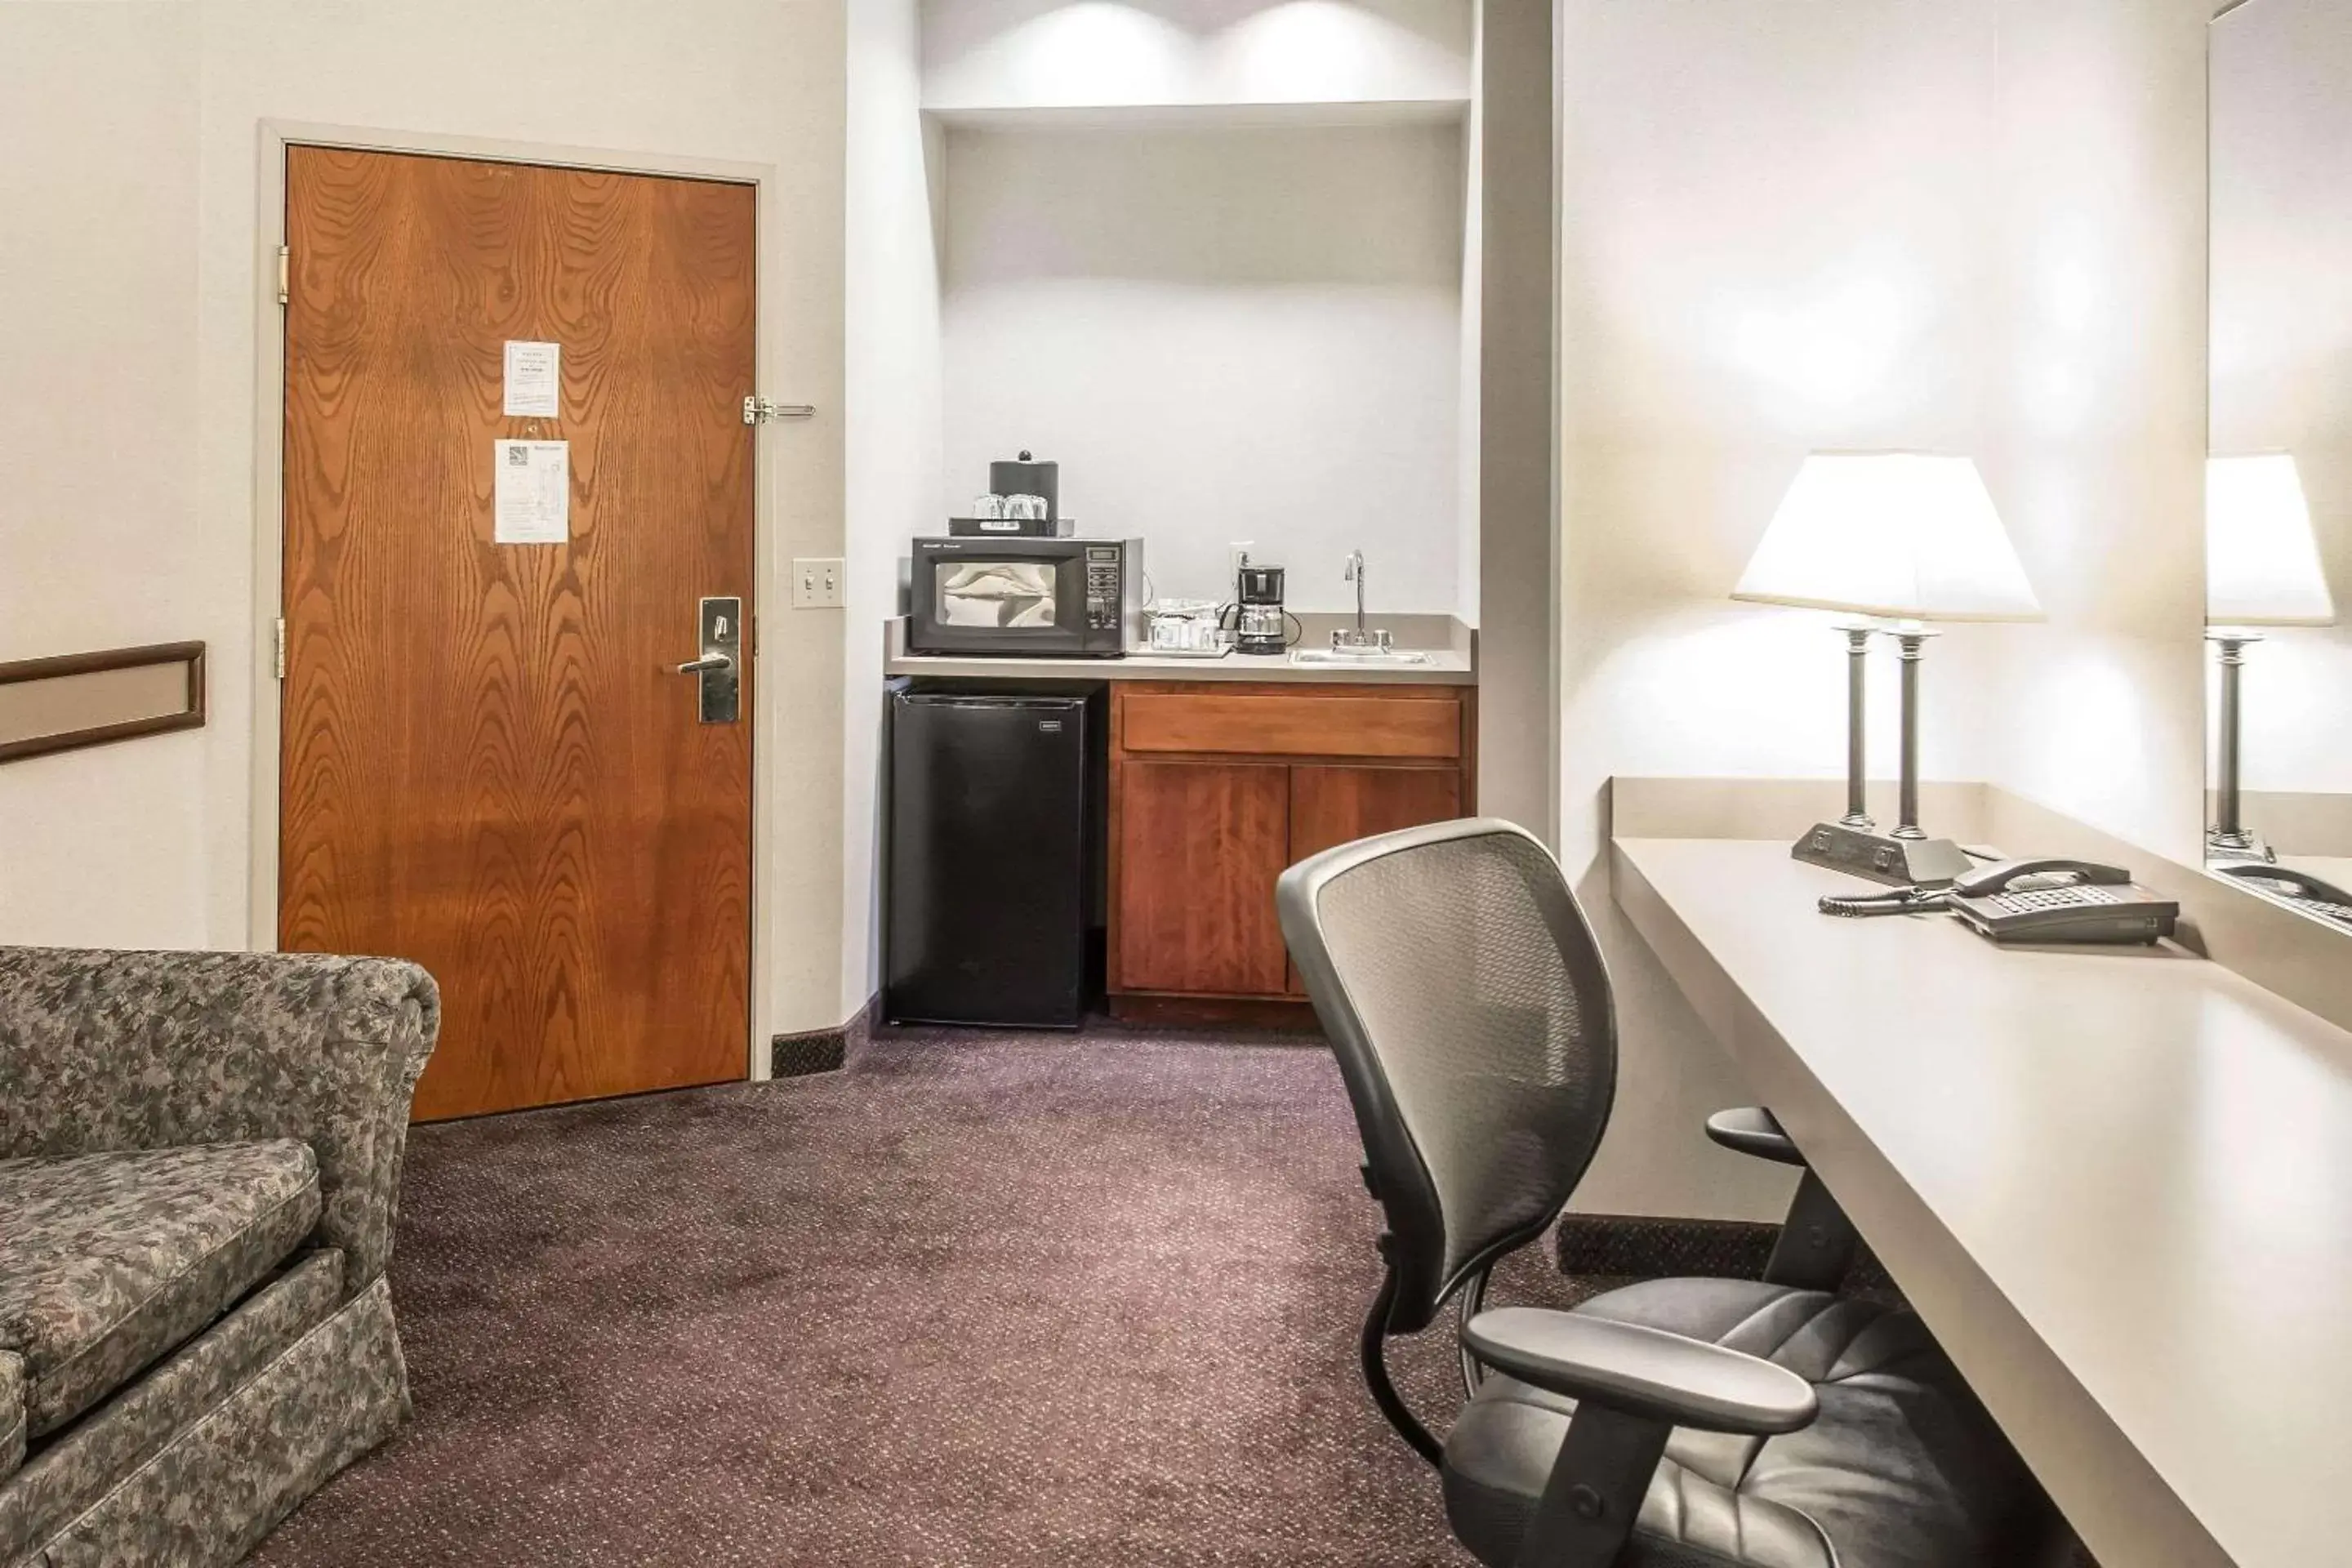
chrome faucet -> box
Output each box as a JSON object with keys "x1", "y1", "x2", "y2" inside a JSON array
[{"x1": 1334, "y1": 550, "x2": 1392, "y2": 650}]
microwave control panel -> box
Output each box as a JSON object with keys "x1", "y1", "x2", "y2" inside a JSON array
[{"x1": 1085, "y1": 546, "x2": 1122, "y2": 630}]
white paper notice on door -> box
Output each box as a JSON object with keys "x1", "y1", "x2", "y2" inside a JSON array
[
  {"x1": 502, "y1": 340, "x2": 560, "y2": 417},
  {"x1": 493, "y1": 439, "x2": 569, "y2": 544}
]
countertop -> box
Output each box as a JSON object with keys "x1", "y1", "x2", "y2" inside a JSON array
[
  {"x1": 1611, "y1": 835, "x2": 2352, "y2": 1568},
  {"x1": 880, "y1": 616, "x2": 1477, "y2": 686}
]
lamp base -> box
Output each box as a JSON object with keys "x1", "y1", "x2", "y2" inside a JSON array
[
  {"x1": 1793, "y1": 822, "x2": 1976, "y2": 888},
  {"x1": 2205, "y1": 828, "x2": 2275, "y2": 865}
]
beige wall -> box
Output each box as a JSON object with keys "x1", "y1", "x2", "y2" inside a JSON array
[
  {"x1": 1473, "y1": 0, "x2": 1557, "y2": 842},
  {"x1": 939, "y1": 119, "x2": 1468, "y2": 613},
  {"x1": 0, "y1": 3, "x2": 210, "y2": 950},
  {"x1": 1557, "y1": 0, "x2": 2211, "y2": 1218},
  {"x1": 844, "y1": 0, "x2": 948, "y2": 1016},
  {"x1": 1, "y1": 1, "x2": 849, "y2": 1044},
  {"x1": 2209, "y1": 0, "x2": 2352, "y2": 812},
  {"x1": 920, "y1": 0, "x2": 1472, "y2": 113},
  {"x1": 1979, "y1": 0, "x2": 2209, "y2": 867}
]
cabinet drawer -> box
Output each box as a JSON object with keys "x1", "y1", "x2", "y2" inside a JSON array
[{"x1": 1120, "y1": 688, "x2": 1462, "y2": 760}]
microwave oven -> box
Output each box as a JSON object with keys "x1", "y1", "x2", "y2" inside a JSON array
[{"x1": 909, "y1": 537, "x2": 1144, "y2": 657}]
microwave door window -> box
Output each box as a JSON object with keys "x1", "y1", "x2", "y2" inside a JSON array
[{"x1": 937, "y1": 561, "x2": 1061, "y2": 629}]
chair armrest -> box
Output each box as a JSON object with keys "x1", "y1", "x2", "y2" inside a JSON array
[
  {"x1": 0, "y1": 947, "x2": 439, "y2": 1290},
  {"x1": 1705, "y1": 1106, "x2": 1806, "y2": 1166},
  {"x1": 1463, "y1": 1307, "x2": 1818, "y2": 1436}
]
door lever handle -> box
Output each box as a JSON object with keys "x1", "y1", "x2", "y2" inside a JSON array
[{"x1": 676, "y1": 653, "x2": 733, "y2": 675}]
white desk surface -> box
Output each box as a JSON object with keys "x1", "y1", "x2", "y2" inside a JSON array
[{"x1": 1611, "y1": 837, "x2": 2352, "y2": 1568}]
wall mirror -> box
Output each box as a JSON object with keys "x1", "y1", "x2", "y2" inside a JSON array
[{"x1": 2207, "y1": 0, "x2": 2352, "y2": 928}]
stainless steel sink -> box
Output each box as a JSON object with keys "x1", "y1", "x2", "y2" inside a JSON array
[{"x1": 1289, "y1": 647, "x2": 1436, "y2": 666}]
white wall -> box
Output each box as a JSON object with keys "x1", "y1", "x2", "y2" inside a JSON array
[
  {"x1": 2211, "y1": 0, "x2": 2352, "y2": 800},
  {"x1": 0, "y1": 2, "x2": 208, "y2": 949},
  {"x1": 923, "y1": 0, "x2": 1471, "y2": 113},
  {"x1": 845, "y1": 0, "x2": 949, "y2": 1016},
  {"x1": 1472, "y1": 0, "x2": 1554, "y2": 839},
  {"x1": 940, "y1": 119, "x2": 1468, "y2": 612},
  {"x1": 1556, "y1": 0, "x2": 2210, "y2": 1218},
  {"x1": 1454, "y1": 5, "x2": 1483, "y2": 632},
  {"x1": 2, "y1": 0, "x2": 850, "y2": 1044},
  {"x1": 1976, "y1": 0, "x2": 2208, "y2": 866},
  {"x1": 1557, "y1": 0, "x2": 2002, "y2": 1219}
]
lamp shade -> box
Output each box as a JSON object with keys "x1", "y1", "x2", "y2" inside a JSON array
[
  {"x1": 2207, "y1": 453, "x2": 2336, "y2": 626},
  {"x1": 1732, "y1": 452, "x2": 2042, "y2": 621}
]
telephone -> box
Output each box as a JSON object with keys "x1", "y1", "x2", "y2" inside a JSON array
[
  {"x1": 1945, "y1": 858, "x2": 2178, "y2": 946},
  {"x1": 2213, "y1": 860, "x2": 2352, "y2": 928}
]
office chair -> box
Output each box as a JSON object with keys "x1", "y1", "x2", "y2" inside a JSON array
[{"x1": 1276, "y1": 818, "x2": 2038, "y2": 1568}]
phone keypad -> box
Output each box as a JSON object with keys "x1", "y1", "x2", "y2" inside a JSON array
[{"x1": 1988, "y1": 885, "x2": 2121, "y2": 915}]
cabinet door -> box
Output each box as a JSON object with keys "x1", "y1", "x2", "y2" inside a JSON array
[
  {"x1": 1115, "y1": 760, "x2": 1291, "y2": 996},
  {"x1": 1289, "y1": 765, "x2": 1463, "y2": 864},
  {"x1": 1285, "y1": 766, "x2": 1464, "y2": 994}
]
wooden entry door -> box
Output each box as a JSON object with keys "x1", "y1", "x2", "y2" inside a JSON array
[{"x1": 279, "y1": 148, "x2": 757, "y2": 1120}]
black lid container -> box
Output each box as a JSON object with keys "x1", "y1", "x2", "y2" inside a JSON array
[{"x1": 988, "y1": 451, "x2": 1059, "y2": 520}]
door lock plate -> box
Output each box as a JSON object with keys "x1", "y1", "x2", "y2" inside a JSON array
[{"x1": 684, "y1": 596, "x2": 742, "y2": 724}]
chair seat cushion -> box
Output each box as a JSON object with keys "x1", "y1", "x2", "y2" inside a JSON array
[
  {"x1": 1443, "y1": 1277, "x2": 2032, "y2": 1568},
  {"x1": 0, "y1": 1141, "x2": 321, "y2": 1440}
]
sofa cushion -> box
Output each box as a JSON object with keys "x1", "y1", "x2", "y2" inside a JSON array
[
  {"x1": 0, "y1": 1249, "x2": 345, "y2": 1562},
  {"x1": 0, "y1": 1142, "x2": 321, "y2": 1440}
]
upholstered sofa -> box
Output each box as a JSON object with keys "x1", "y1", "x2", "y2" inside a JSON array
[{"x1": 0, "y1": 948, "x2": 439, "y2": 1566}]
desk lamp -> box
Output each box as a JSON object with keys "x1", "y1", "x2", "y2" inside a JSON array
[
  {"x1": 1735, "y1": 452, "x2": 2042, "y2": 886},
  {"x1": 2207, "y1": 453, "x2": 2336, "y2": 860}
]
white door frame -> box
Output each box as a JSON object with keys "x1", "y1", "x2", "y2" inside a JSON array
[{"x1": 247, "y1": 121, "x2": 789, "y2": 1079}]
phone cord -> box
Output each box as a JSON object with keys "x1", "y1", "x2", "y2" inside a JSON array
[{"x1": 1817, "y1": 887, "x2": 1952, "y2": 919}]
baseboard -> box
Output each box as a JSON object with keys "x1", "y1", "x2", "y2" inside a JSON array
[
  {"x1": 1106, "y1": 993, "x2": 1324, "y2": 1032},
  {"x1": 768, "y1": 992, "x2": 880, "y2": 1080}
]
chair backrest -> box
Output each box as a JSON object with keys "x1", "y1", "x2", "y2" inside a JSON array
[{"x1": 1277, "y1": 818, "x2": 1617, "y2": 1334}]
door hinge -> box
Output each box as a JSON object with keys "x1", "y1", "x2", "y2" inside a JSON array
[
  {"x1": 742, "y1": 395, "x2": 816, "y2": 425},
  {"x1": 274, "y1": 618, "x2": 287, "y2": 680},
  {"x1": 277, "y1": 247, "x2": 290, "y2": 307}
]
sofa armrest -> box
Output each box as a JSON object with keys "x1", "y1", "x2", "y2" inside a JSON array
[{"x1": 0, "y1": 948, "x2": 439, "y2": 1289}]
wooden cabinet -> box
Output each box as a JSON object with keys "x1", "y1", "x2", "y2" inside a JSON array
[
  {"x1": 1288, "y1": 764, "x2": 1464, "y2": 863},
  {"x1": 1114, "y1": 760, "x2": 1291, "y2": 996},
  {"x1": 1108, "y1": 680, "x2": 1474, "y2": 1024}
]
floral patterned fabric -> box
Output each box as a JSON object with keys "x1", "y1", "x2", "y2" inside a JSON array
[
  {"x1": 0, "y1": 1250, "x2": 344, "y2": 1561},
  {"x1": 0, "y1": 1353, "x2": 21, "y2": 1481},
  {"x1": 0, "y1": 948, "x2": 439, "y2": 1289},
  {"x1": 0, "y1": 1143, "x2": 321, "y2": 1439},
  {"x1": 0, "y1": 947, "x2": 437, "y2": 1568},
  {"x1": 19, "y1": 1276, "x2": 407, "y2": 1568}
]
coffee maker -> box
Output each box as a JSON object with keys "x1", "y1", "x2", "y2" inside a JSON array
[{"x1": 1223, "y1": 559, "x2": 1289, "y2": 656}]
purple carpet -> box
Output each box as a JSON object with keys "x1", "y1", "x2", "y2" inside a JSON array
[{"x1": 247, "y1": 1023, "x2": 1596, "y2": 1566}]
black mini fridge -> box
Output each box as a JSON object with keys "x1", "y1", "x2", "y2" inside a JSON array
[{"x1": 884, "y1": 687, "x2": 1103, "y2": 1027}]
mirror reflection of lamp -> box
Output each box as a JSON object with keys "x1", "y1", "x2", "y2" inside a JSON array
[
  {"x1": 2207, "y1": 453, "x2": 2337, "y2": 860},
  {"x1": 1735, "y1": 452, "x2": 2042, "y2": 887}
]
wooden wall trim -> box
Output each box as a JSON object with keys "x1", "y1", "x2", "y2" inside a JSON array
[{"x1": 0, "y1": 641, "x2": 207, "y2": 764}]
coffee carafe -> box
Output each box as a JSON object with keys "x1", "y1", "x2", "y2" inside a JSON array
[{"x1": 1222, "y1": 560, "x2": 1289, "y2": 656}]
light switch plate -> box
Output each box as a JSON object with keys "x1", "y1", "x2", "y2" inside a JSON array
[{"x1": 791, "y1": 557, "x2": 844, "y2": 609}]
